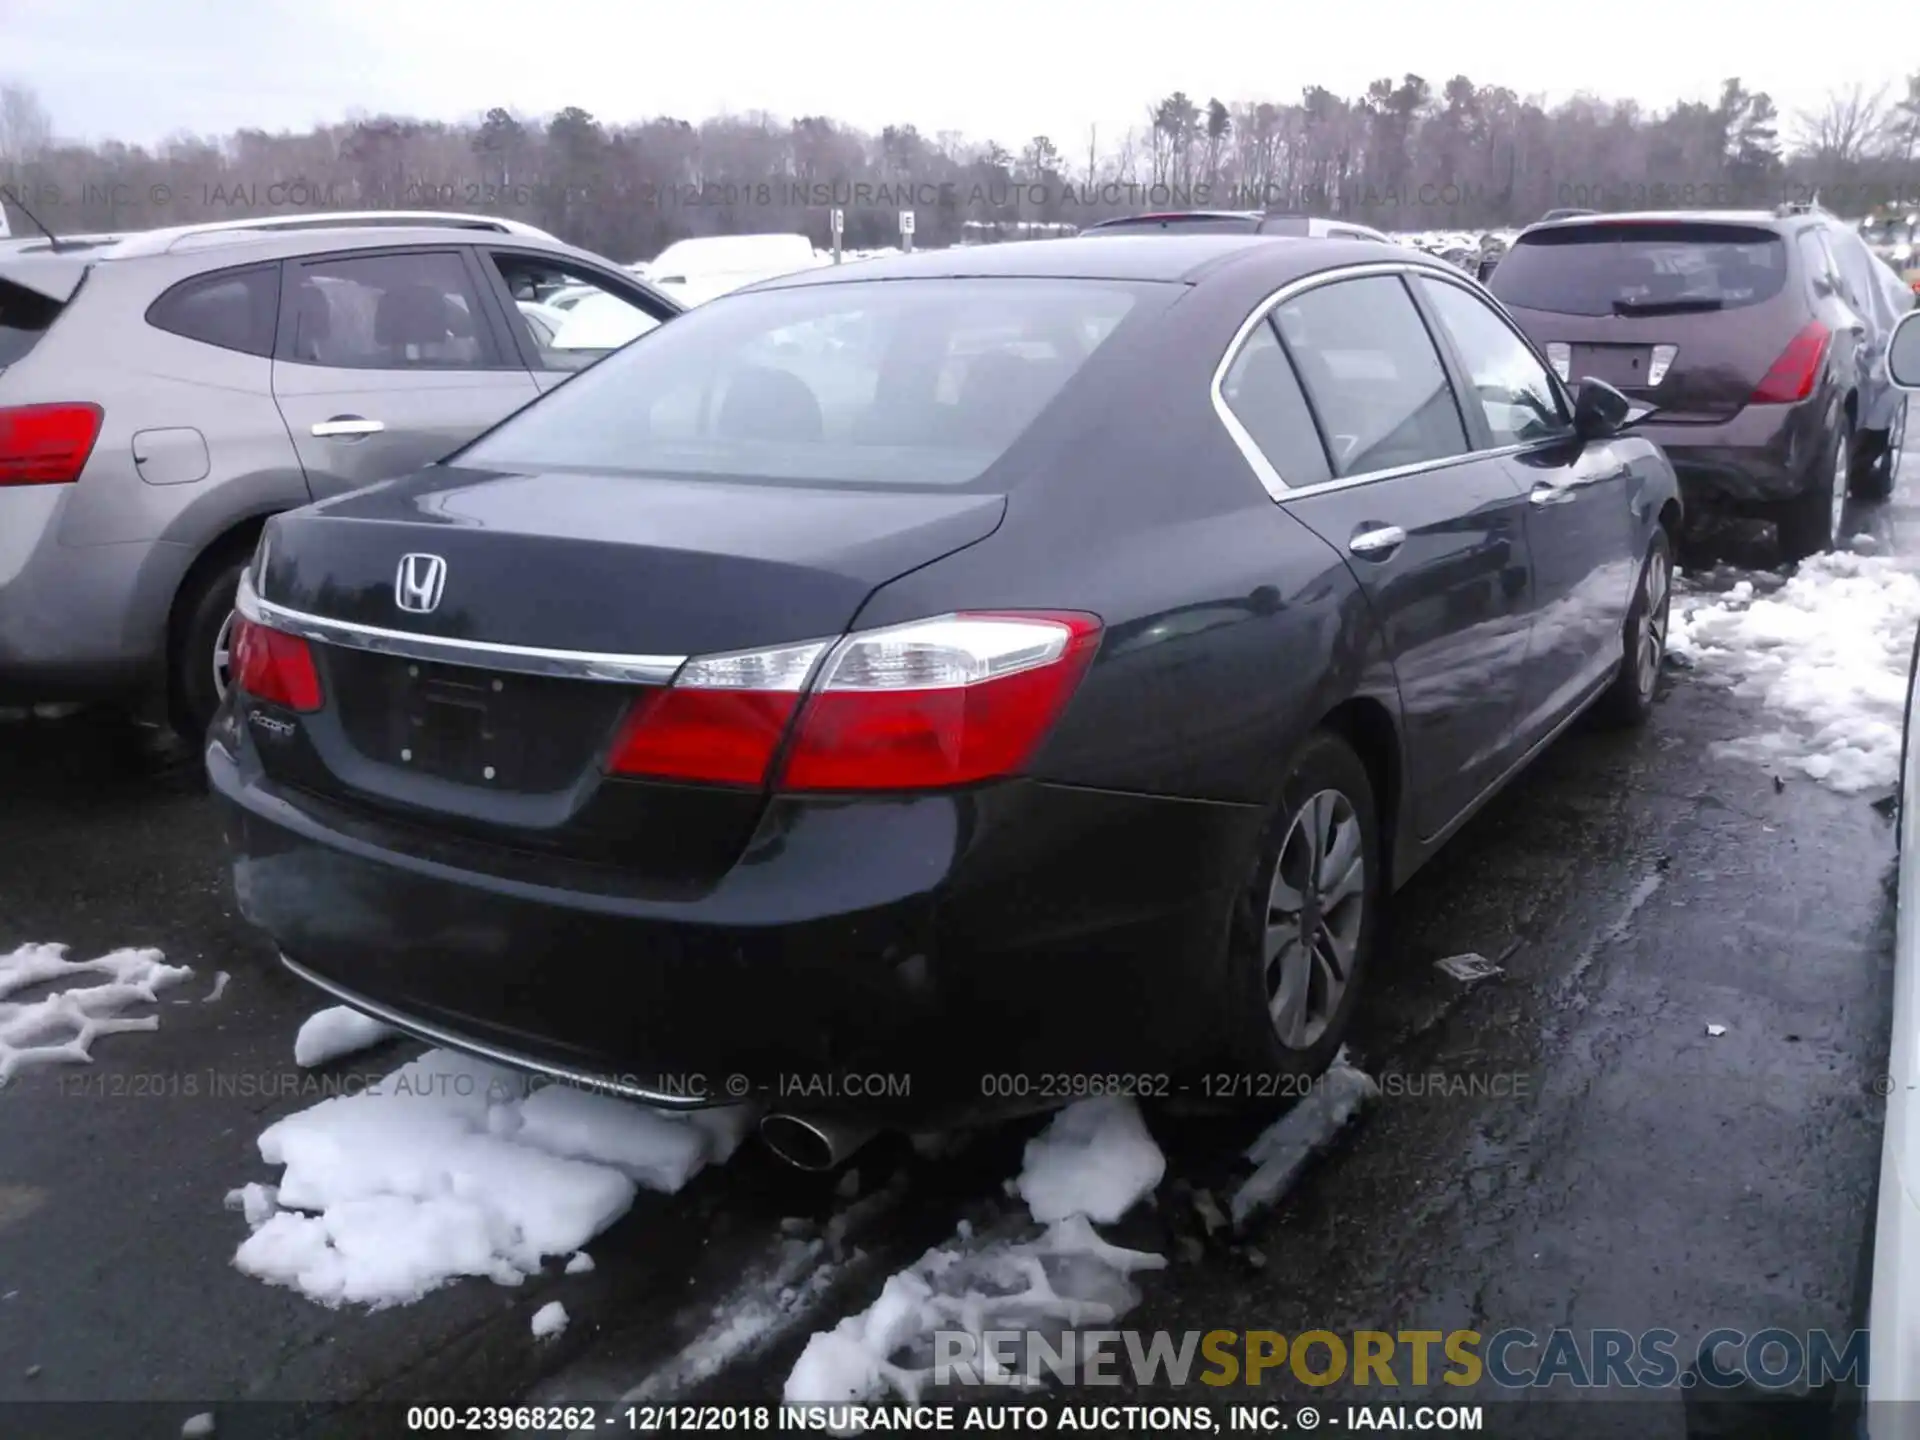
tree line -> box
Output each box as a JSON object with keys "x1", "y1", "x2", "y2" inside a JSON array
[{"x1": 3, "y1": 74, "x2": 1920, "y2": 263}]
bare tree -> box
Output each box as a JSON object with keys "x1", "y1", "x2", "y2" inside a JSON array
[
  {"x1": 0, "y1": 81, "x2": 54, "y2": 164},
  {"x1": 1796, "y1": 83, "x2": 1889, "y2": 167}
]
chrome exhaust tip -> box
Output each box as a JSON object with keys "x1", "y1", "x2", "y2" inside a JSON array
[{"x1": 759, "y1": 1111, "x2": 878, "y2": 1172}]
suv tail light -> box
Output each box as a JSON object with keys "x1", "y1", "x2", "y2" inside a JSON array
[
  {"x1": 0, "y1": 403, "x2": 103, "y2": 486},
  {"x1": 1750, "y1": 321, "x2": 1831, "y2": 404},
  {"x1": 607, "y1": 612, "x2": 1102, "y2": 791},
  {"x1": 230, "y1": 616, "x2": 324, "y2": 712}
]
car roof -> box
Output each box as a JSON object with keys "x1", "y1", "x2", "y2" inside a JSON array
[
  {"x1": 1083, "y1": 211, "x2": 1264, "y2": 229},
  {"x1": 746, "y1": 233, "x2": 1413, "y2": 289},
  {"x1": 88, "y1": 225, "x2": 591, "y2": 267},
  {"x1": 1517, "y1": 209, "x2": 1795, "y2": 236}
]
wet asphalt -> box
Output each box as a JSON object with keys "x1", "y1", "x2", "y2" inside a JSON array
[{"x1": 0, "y1": 472, "x2": 1910, "y2": 1438}]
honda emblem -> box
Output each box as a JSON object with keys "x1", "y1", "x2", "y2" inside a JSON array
[{"x1": 394, "y1": 553, "x2": 447, "y2": 614}]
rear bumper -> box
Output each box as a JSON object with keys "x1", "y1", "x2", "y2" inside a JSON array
[
  {"x1": 208, "y1": 730, "x2": 1262, "y2": 1119},
  {"x1": 1638, "y1": 399, "x2": 1826, "y2": 508},
  {"x1": 0, "y1": 490, "x2": 175, "y2": 703}
]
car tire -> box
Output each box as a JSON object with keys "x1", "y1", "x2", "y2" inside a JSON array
[
  {"x1": 1592, "y1": 528, "x2": 1673, "y2": 730},
  {"x1": 1210, "y1": 729, "x2": 1381, "y2": 1094},
  {"x1": 1775, "y1": 416, "x2": 1851, "y2": 565},
  {"x1": 168, "y1": 554, "x2": 246, "y2": 744}
]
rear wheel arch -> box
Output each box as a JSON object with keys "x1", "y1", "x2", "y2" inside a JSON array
[
  {"x1": 1657, "y1": 497, "x2": 1682, "y2": 544},
  {"x1": 1317, "y1": 696, "x2": 1403, "y2": 887},
  {"x1": 164, "y1": 510, "x2": 278, "y2": 735}
]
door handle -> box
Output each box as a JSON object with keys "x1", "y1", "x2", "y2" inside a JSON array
[
  {"x1": 1530, "y1": 482, "x2": 1578, "y2": 506},
  {"x1": 311, "y1": 417, "x2": 385, "y2": 438},
  {"x1": 1348, "y1": 525, "x2": 1406, "y2": 558}
]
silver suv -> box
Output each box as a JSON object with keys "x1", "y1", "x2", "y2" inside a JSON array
[{"x1": 0, "y1": 211, "x2": 682, "y2": 736}]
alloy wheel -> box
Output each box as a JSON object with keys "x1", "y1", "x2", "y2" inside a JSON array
[
  {"x1": 1264, "y1": 789, "x2": 1366, "y2": 1049},
  {"x1": 1635, "y1": 545, "x2": 1670, "y2": 699},
  {"x1": 211, "y1": 610, "x2": 235, "y2": 700}
]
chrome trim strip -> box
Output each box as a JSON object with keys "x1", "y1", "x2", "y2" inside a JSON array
[
  {"x1": 278, "y1": 952, "x2": 711, "y2": 1110},
  {"x1": 235, "y1": 568, "x2": 686, "y2": 685},
  {"x1": 1208, "y1": 259, "x2": 1572, "y2": 503}
]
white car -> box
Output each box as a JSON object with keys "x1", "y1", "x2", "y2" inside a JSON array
[
  {"x1": 515, "y1": 300, "x2": 574, "y2": 347},
  {"x1": 642, "y1": 233, "x2": 830, "y2": 306},
  {"x1": 546, "y1": 289, "x2": 664, "y2": 356}
]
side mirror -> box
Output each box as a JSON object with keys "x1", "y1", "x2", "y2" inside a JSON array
[
  {"x1": 1572, "y1": 377, "x2": 1632, "y2": 440},
  {"x1": 1890, "y1": 311, "x2": 1920, "y2": 388}
]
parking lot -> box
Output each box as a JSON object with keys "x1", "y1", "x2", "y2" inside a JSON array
[{"x1": 0, "y1": 467, "x2": 1907, "y2": 1437}]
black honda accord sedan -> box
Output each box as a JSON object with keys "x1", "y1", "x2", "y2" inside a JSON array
[{"x1": 210, "y1": 234, "x2": 1680, "y2": 1134}]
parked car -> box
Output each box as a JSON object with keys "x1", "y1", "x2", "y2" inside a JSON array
[
  {"x1": 210, "y1": 234, "x2": 1680, "y2": 1153},
  {"x1": 1488, "y1": 206, "x2": 1890, "y2": 562},
  {"x1": 1079, "y1": 211, "x2": 1394, "y2": 243},
  {"x1": 0, "y1": 210, "x2": 681, "y2": 738},
  {"x1": 1869, "y1": 306, "x2": 1920, "y2": 1432},
  {"x1": 643, "y1": 233, "x2": 828, "y2": 306}
]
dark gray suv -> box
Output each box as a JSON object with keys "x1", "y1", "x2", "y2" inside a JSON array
[
  {"x1": 0, "y1": 212, "x2": 681, "y2": 736},
  {"x1": 1489, "y1": 206, "x2": 1910, "y2": 561}
]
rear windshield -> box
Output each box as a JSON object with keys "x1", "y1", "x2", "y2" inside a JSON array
[
  {"x1": 455, "y1": 277, "x2": 1151, "y2": 487},
  {"x1": 1489, "y1": 223, "x2": 1788, "y2": 317},
  {"x1": 0, "y1": 279, "x2": 62, "y2": 368}
]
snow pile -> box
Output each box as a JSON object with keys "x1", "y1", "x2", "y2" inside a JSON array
[
  {"x1": 531, "y1": 1300, "x2": 569, "y2": 1339},
  {"x1": 783, "y1": 1096, "x2": 1168, "y2": 1408},
  {"x1": 1669, "y1": 553, "x2": 1920, "y2": 793},
  {"x1": 229, "y1": 1047, "x2": 752, "y2": 1308},
  {"x1": 1229, "y1": 1055, "x2": 1380, "y2": 1225},
  {"x1": 0, "y1": 943, "x2": 194, "y2": 1081},
  {"x1": 294, "y1": 1006, "x2": 397, "y2": 1067},
  {"x1": 1014, "y1": 1094, "x2": 1166, "y2": 1224}
]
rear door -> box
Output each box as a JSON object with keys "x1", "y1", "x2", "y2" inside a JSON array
[
  {"x1": 271, "y1": 247, "x2": 540, "y2": 501},
  {"x1": 1413, "y1": 271, "x2": 1639, "y2": 738},
  {"x1": 1237, "y1": 270, "x2": 1537, "y2": 839},
  {"x1": 1489, "y1": 220, "x2": 1804, "y2": 421}
]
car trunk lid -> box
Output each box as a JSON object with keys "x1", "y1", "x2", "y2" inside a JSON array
[{"x1": 245, "y1": 463, "x2": 1006, "y2": 883}]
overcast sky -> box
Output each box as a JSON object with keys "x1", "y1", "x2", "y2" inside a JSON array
[{"x1": 4, "y1": 0, "x2": 1907, "y2": 152}]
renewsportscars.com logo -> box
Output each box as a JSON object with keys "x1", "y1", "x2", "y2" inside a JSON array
[{"x1": 931, "y1": 1327, "x2": 1870, "y2": 1390}]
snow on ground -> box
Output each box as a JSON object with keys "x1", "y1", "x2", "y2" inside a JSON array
[
  {"x1": 1229, "y1": 1053, "x2": 1380, "y2": 1225},
  {"x1": 1669, "y1": 553, "x2": 1920, "y2": 794},
  {"x1": 1014, "y1": 1094, "x2": 1166, "y2": 1224},
  {"x1": 783, "y1": 1096, "x2": 1169, "y2": 1408},
  {"x1": 229, "y1": 1046, "x2": 753, "y2": 1308},
  {"x1": 293, "y1": 1005, "x2": 397, "y2": 1067},
  {"x1": 0, "y1": 943, "x2": 194, "y2": 1081},
  {"x1": 532, "y1": 1300, "x2": 569, "y2": 1339}
]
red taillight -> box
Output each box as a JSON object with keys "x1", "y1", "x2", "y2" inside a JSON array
[
  {"x1": 0, "y1": 403, "x2": 103, "y2": 486},
  {"x1": 1750, "y1": 322, "x2": 1831, "y2": 404},
  {"x1": 605, "y1": 613, "x2": 1102, "y2": 791},
  {"x1": 607, "y1": 637, "x2": 825, "y2": 785},
  {"x1": 230, "y1": 615, "x2": 323, "y2": 712}
]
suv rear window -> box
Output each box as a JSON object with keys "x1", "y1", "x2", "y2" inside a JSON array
[
  {"x1": 455, "y1": 277, "x2": 1153, "y2": 487},
  {"x1": 0, "y1": 279, "x2": 63, "y2": 368},
  {"x1": 1490, "y1": 222, "x2": 1788, "y2": 317}
]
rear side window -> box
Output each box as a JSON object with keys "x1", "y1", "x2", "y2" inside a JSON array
[
  {"x1": 1219, "y1": 319, "x2": 1331, "y2": 487},
  {"x1": 147, "y1": 264, "x2": 280, "y2": 356},
  {"x1": 1271, "y1": 275, "x2": 1470, "y2": 477},
  {"x1": 0, "y1": 279, "x2": 62, "y2": 368},
  {"x1": 455, "y1": 277, "x2": 1150, "y2": 487},
  {"x1": 1490, "y1": 223, "x2": 1788, "y2": 316}
]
